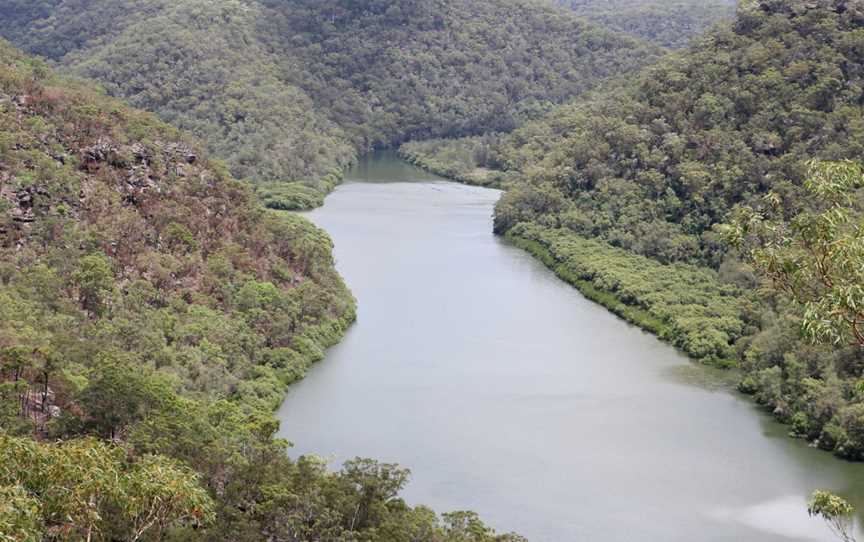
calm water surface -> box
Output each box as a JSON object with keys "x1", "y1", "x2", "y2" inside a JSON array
[{"x1": 278, "y1": 152, "x2": 864, "y2": 541}]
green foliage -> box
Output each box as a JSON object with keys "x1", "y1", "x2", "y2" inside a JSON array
[
  {"x1": 832, "y1": 404, "x2": 864, "y2": 461},
  {"x1": 493, "y1": 0, "x2": 864, "y2": 267},
  {"x1": 808, "y1": 490, "x2": 857, "y2": 542},
  {"x1": 443, "y1": 511, "x2": 528, "y2": 542},
  {"x1": 0, "y1": 432, "x2": 214, "y2": 541},
  {"x1": 493, "y1": 183, "x2": 569, "y2": 235},
  {"x1": 75, "y1": 357, "x2": 174, "y2": 439},
  {"x1": 261, "y1": 0, "x2": 660, "y2": 145},
  {"x1": 721, "y1": 160, "x2": 864, "y2": 459},
  {"x1": 256, "y1": 181, "x2": 327, "y2": 212},
  {"x1": 0, "y1": 484, "x2": 41, "y2": 542},
  {"x1": 5, "y1": 0, "x2": 355, "y2": 200},
  {"x1": 162, "y1": 222, "x2": 199, "y2": 254},
  {"x1": 726, "y1": 160, "x2": 864, "y2": 347},
  {"x1": 72, "y1": 252, "x2": 115, "y2": 317}
]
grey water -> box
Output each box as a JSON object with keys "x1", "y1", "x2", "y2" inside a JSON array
[{"x1": 277, "y1": 151, "x2": 864, "y2": 541}]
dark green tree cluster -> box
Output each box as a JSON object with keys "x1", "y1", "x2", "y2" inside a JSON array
[
  {"x1": 0, "y1": 0, "x2": 660, "y2": 210},
  {"x1": 0, "y1": 0, "x2": 355, "y2": 211},
  {"x1": 0, "y1": 42, "x2": 514, "y2": 540},
  {"x1": 258, "y1": 0, "x2": 659, "y2": 146},
  {"x1": 555, "y1": 0, "x2": 737, "y2": 49},
  {"x1": 411, "y1": 1, "x2": 863, "y2": 267}
]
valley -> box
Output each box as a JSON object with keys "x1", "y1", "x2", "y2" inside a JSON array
[{"x1": 1, "y1": 1, "x2": 863, "y2": 540}]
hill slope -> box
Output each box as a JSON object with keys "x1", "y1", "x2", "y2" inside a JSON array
[
  {"x1": 555, "y1": 0, "x2": 737, "y2": 48},
  {"x1": 0, "y1": 40, "x2": 520, "y2": 540},
  {"x1": 0, "y1": 0, "x2": 661, "y2": 209},
  {"x1": 496, "y1": 0, "x2": 864, "y2": 266}
]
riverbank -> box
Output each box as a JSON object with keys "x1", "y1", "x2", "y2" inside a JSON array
[
  {"x1": 506, "y1": 223, "x2": 746, "y2": 367},
  {"x1": 398, "y1": 138, "x2": 506, "y2": 188},
  {"x1": 384, "y1": 149, "x2": 864, "y2": 464},
  {"x1": 256, "y1": 164, "x2": 351, "y2": 211},
  {"x1": 392, "y1": 145, "x2": 748, "y2": 366},
  {"x1": 260, "y1": 294, "x2": 357, "y2": 409},
  {"x1": 255, "y1": 138, "x2": 497, "y2": 213}
]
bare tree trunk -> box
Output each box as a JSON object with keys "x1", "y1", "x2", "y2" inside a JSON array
[{"x1": 41, "y1": 371, "x2": 49, "y2": 413}]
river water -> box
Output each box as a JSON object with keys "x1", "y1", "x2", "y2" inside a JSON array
[{"x1": 277, "y1": 152, "x2": 864, "y2": 541}]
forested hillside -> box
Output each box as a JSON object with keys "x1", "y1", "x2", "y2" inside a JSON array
[
  {"x1": 496, "y1": 0, "x2": 864, "y2": 267},
  {"x1": 500, "y1": 0, "x2": 864, "y2": 458},
  {"x1": 0, "y1": 41, "x2": 518, "y2": 540},
  {"x1": 555, "y1": 0, "x2": 737, "y2": 48},
  {"x1": 0, "y1": 0, "x2": 660, "y2": 210},
  {"x1": 405, "y1": 0, "x2": 864, "y2": 459}
]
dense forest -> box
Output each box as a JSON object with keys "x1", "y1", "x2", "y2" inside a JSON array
[
  {"x1": 404, "y1": 0, "x2": 864, "y2": 459},
  {"x1": 555, "y1": 0, "x2": 737, "y2": 48},
  {"x1": 0, "y1": 0, "x2": 660, "y2": 210},
  {"x1": 0, "y1": 41, "x2": 522, "y2": 540}
]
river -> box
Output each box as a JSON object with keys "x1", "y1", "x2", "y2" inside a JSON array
[{"x1": 277, "y1": 152, "x2": 864, "y2": 542}]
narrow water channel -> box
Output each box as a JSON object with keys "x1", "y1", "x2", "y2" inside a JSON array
[{"x1": 277, "y1": 152, "x2": 864, "y2": 542}]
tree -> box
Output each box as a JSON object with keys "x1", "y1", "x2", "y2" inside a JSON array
[
  {"x1": 0, "y1": 484, "x2": 41, "y2": 542},
  {"x1": 442, "y1": 511, "x2": 529, "y2": 542},
  {"x1": 724, "y1": 160, "x2": 864, "y2": 346},
  {"x1": 808, "y1": 490, "x2": 857, "y2": 542},
  {"x1": 72, "y1": 253, "x2": 115, "y2": 317},
  {"x1": 443, "y1": 511, "x2": 498, "y2": 541},
  {"x1": 118, "y1": 454, "x2": 215, "y2": 541},
  {"x1": 340, "y1": 458, "x2": 411, "y2": 531},
  {"x1": 0, "y1": 346, "x2": 30, "y2": 383},
  {"x1": 0, "y1": 347, "x2": 31, "y2": 426},
  {"x1": 32, "y1": 347, "x2": 60, "y2": 414},
  {"x1": 77, "y1": 357, "x2": 173, "y2": 440}
]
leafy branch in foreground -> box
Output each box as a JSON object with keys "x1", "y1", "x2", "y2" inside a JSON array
[
  {"x1": 809, "y1": 490, "x2": 857, "y2": 542},
  {"x1": 724, "y1": 160, "x2": 864, "y2": 347},
  {"x1": 725, "y1": 161, "x2": 863, "y2": 539}
]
